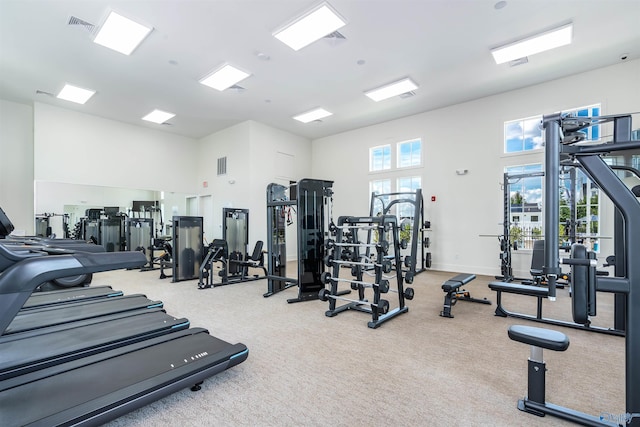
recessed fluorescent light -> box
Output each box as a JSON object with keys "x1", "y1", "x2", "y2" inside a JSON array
[
  {"x1": 56, "y1": 84, "x2": 96, "y2": 104},
  {"x1": 364, "y1": 78, "x2": 419, "y2": 102},
  {"x1": 293, "y1": 107, "x2": 332, "y2": 123},
  {"x1": 491, "y1": 23, "x2": 573, "y2": 64},
  {"x1": 273, "y1": 2, "x2": 346, "y2": 51},
  {"x1": 199, "y1": 64, "x2": 251, "y2": 91},
  {"x1": 142, "y1": 109, "x2": 175, "y2": 124},
  {"x1": 93, "y1": 11, "x2": 152, "y2": 55}
]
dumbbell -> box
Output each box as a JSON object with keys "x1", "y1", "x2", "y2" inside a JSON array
[
  {"x1": 322, "y1": 273, "x2": 390, "y2": 293},
  {"x1": 384, "y1": 285, "x2": 415, "y2": 300},
  {"x1": 325, "y1": 238, "x2": 390, "y2": 253},
  {"x1": 323, "y1": 255, "x2": 393, "y2": 273},
  {"x1": 404, "y1": 271, "x2": 414, "y2": 284}
]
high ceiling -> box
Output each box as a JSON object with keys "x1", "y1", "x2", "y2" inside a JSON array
[{"x1": 1, "y1": 0, "x2": 638, "y2": 140}]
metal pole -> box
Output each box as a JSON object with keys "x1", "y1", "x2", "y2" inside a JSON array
[{"x1": 542, "y1": 113, "x2": 562, "y2": 299}]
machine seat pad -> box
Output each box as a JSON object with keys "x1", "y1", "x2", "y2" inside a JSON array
[
  {"x1": 508, "y1": 325, "x2": 569, "y2": 351},
  {"x1": 488, "y1": 281, "x2": 549, "y2": 297}
]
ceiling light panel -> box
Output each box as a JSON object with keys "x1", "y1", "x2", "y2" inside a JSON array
[
  {"x1": 293, "y1": 107, "x2": 332, "y2": 123},
  {"x1": 200, "y1": 64, "x2": 251, "y2": 91},
  {"x1": 364, "y1": 78, "x2": 419, "y2": 102},
  {"x1": 93, "y1": 11, "x2": 153, "y2": 55},
  {"x1": 273, "y1": 2, "x2": 346, "y2": 51},
  {"x1": 142, "y1": 109, "x2": 175, "y2": 124},
  {"x1": 56, "y1": 84, "x2": 96, "y2": 104},
  {"x1": 491, "y1": 23, "x2": 573, "y2": 64}
]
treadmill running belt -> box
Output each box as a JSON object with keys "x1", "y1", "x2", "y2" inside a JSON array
[
  {"x1": 5, "y1": 294, "x2": 162, "y2": 335},
  {"x1": 21, "y1": 286, "x2": 122, "y2": 310},
  {"x1": 0, "y1": 328, "x2": 249, "y2": 427},
  {"x1": 0, "y1": 310, "x2": 189, "y2": 380}
]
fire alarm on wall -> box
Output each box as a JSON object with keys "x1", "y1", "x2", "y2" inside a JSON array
[{"x1": 431, "y1": 195, "x2": 436, "y2": 202}]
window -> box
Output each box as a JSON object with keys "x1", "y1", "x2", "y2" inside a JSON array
[
  {"x1": 504, "y1": 104, "x2": 600, "y2": 153},
  {"x1": 565, "y1": 104, "x2": 600, "y2": 141},
  {"x1": 505, "y1": 116, "x2": 543, "y2": 153},
  {"x1": 505, "y1": 164, "x2": 543, "y2": 248},
  {"x1": 396, "y1": 176, "x2": 422, "y2": 218},
  {"x1": 370, "y1": 179, "x2": 391, "y2": 215},
  {"x1": 369, "y1": 145, "x2": 391, "y2": 172},
  {"x1": 397, "y1": 139, "x2": 421, "y2": 168}
]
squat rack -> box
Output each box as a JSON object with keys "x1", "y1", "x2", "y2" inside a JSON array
[{"x1": 368, "y1": 189, "x2": 430, "y2": 282}]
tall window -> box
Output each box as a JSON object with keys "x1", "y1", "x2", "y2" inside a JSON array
[
  {"x1": 397, "y1": 176, "x2": 422, "y2": 218},
  {"x1": 370, "y1": 179, "x2": 391, "y2": 215},
  {"x1": 369, "y1": 145, "x2": 391, "y2": 172},
  {"x1": 397, "y1": 139, "x2": 422, "y2": 168},
  {"x1": 505, "y1": 164, "x2": 543, "y2": 247}
]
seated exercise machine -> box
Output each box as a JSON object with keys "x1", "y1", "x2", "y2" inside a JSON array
[
  {"x1": 0, "y1": 250, "x2": 249, "y2": 426},
  {"x1": 503, "y1": 111, "x2": 640, "y2": 425},
  {"x1": 198, "y1": 239, "x2": 267, "y2": 288},
  {"x1": 439, "y1": 273, "x2": 490, "y2": 318}
]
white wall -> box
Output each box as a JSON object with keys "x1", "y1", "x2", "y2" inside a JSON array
[
  {"x1": 311, "y1": 59, "x2": 640, "y2": 277},
  {"x1": 0, "y1": 99, "x2": 34, "y2": 234},
  {"x1": 196, "y1": 120, "x2": 312, "y2": 252},
  {"x1": 33, "y1": 102, "x2": 198, "y2": 193}
]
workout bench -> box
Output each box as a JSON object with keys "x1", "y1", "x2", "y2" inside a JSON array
[{"x1": 440, "y1": 273, "x2": 490, "y2": 318}]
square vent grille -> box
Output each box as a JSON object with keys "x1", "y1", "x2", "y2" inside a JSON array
[
  {"x1": 68, "y1": 16, "x2": 97, "y2": 34},
  {"x1": 217, "y1": 157, "x2": 227, "y2": 176}
]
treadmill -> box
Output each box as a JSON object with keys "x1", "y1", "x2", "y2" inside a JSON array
[{"x1": 0, "y1": 251, "x2": 249, "y2": 426}]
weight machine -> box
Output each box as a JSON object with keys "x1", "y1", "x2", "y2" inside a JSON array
[
  {"x1": 35, "y1": 213, "x2": 70, "y2": 238},
  {"x1": 169, "y1": 216, "x2": 204, "y2": 282},
  {"x1": 504, "y1": 111, "x2": 640, "y2": 425},
  {"x1": 265, "y1": 179, "x2": 336, "y2": 302}
]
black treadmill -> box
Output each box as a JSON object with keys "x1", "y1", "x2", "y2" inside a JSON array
[{"x1": 0, "y1": 251, "x2": 249, "y2": 426}]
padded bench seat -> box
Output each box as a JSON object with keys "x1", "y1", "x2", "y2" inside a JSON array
[
  {"x1": 508, "y1": 324, "x2": 569, "y2": 351},
  {"x1": 442, "y1": 273, "x2": 476, "y2": 292},
  {"x1": 488, "y1": 281, "x2": 549, "y2": 297}
]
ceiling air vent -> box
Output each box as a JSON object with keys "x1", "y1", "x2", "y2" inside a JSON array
[
  {"x1": 323, "y1": 31, "x2": 346, "y2": 47},
  {"x1": 228, "y1": 85, "x2": 246, "y2": 94},
  {"x1": 509, "y1": 57, "x2": 529, "y2": 67},
  {"x1": 398, "y1": 91, "x2": 416, "y2": 99},
  {"x1": 68, "y1": 16, "x2": 96, "y2": 34}
]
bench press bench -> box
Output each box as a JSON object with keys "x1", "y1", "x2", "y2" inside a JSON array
[{"x1": 440, "y1": 273, "x2": 491, "y2": 318}]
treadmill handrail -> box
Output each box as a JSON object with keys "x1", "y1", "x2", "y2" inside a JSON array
[{"x1": 0, "y1": 252, "x2": 146, "y2": 335}]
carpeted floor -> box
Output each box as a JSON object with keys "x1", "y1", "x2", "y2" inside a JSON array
[{"x1": 94, "y1": 264, "x2": 625, "y2": 427}]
